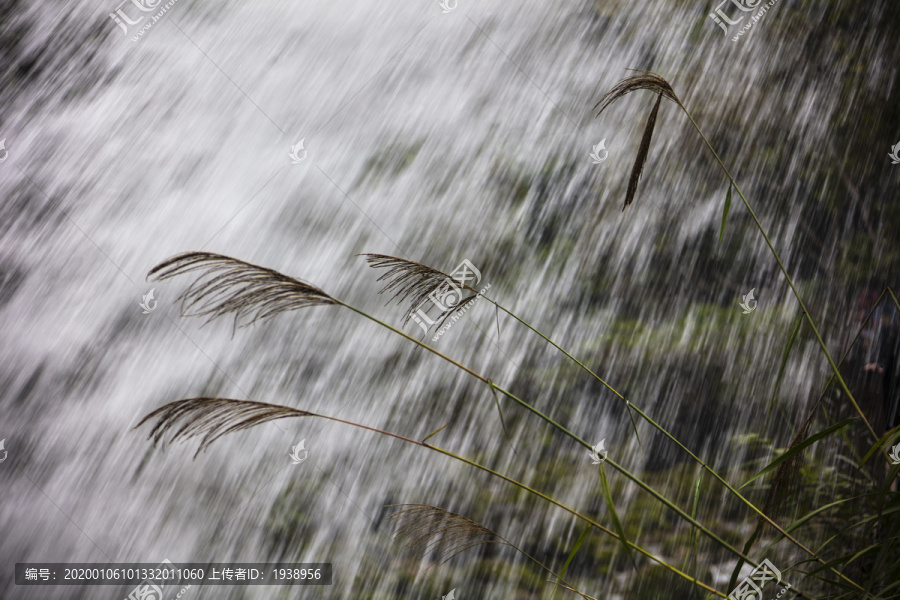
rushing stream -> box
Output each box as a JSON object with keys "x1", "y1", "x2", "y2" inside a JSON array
[{"x1": 1, "y1": 0, "x2": 898, "y2": 598}]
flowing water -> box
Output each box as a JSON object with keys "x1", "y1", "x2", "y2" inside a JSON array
[{"x1": 1, "y1": 0, "x2": 897, "y2": 598}]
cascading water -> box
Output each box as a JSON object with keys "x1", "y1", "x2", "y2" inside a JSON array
[{"x1": 1, "y1": 0, "x2": 897, "y2": 598}]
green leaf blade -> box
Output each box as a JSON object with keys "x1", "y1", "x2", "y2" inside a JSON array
[
  {"x1": 740, "y1": 418, "x2": 856, "y2": 490},
  {"x1": 718, "y1": 183, "x2": 732, "y2": 247},
  {"x1": 556, "y1": 524, "x2": 592, "y2": 587},
  {"x1": 599, "y1": 464, "x2": 636, "y2": 569}
]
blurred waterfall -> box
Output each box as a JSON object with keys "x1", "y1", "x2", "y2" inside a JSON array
[{"x1": 0, "y1": 0, "x2": 897, "y2": 598}]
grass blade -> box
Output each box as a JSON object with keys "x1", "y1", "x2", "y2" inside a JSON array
[
  {"x1": 761, "y1": 496, "x2": 860, "y2": 555},
  {"x1": 556, "y1": 524, "x2": 592, "y2": 590},
  {"x1": 422, "y1": 423, "x2": 448, "y2": 443},
  {"x1": 625, "y1": 401, "x2": 642, "y2": 446},
  {"x1": 740, "y1": 418, "x2": 856, "y2": 489},
  {"x1": 860, "y1": 421, "x2": 900, "y2": 467},
  {"x1": 683, "y1": 471, "x2": 703, "y2": 575},
  {"x1": 727, "y1": 522, "x2": 763, "y2": 594},
  {"x1": 488, "y1": 380, "x2": 517, "y2": 455},
  {"x1": 598, "y1": 463, "x2": 636, "y2": 569},
  {"x1": 718, "y1": 183, "x2": 732, "y2": 247}
]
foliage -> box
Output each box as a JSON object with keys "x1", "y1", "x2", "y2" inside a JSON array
[{"x1": 133, "y1": 71, "x2": 900, "y2": 599}]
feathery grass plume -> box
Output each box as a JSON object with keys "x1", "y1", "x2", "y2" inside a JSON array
[
  {"x1": 388, "y1": 504, "x2": 512, "y2": 564},
  {"x1": 593, "y1": 70, "x2": 681, "y2": 116},
  {"x1": 389, "y1": 505, "x2": 599, "y2": 599},
  {"x1": 135, "y1": 397, "x2": 312, "y2": 458},
  {"x1": 360, "y1": 253, "x2": 477, "y2": 328},
  {"x1": 594, "y1": 70, "x2": 681, "y2": 210},
  {"x1": 148, "y1": 252, "x2": 339, "y2": 329}
]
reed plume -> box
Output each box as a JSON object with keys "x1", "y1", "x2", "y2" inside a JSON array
[
  {"x1": 594, "y1": 70, "x2": 681, "y2": 211},
  {"x1": 360, "y1": 253, "x2": 478, "y2": 329},
  {"x1": 135, "y1": 397, "x2": 313, "y2": 458},
  {"x1": 148, "y1": 252, "x2": 339, "y2": 329},
  {"x1": 388, "y1": 504, "x2": 512, "y2": 564},
  {"x1": 596, "y1": 70, "x2": 882, "y2": 484},
  {"x1": 593, "y1": 69, "x2": 681, "y2": 115},
  {"x1": 389, "y1": 504, "x2": 600, "y2": 599}
]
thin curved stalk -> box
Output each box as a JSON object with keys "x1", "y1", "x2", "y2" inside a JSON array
[
  {"x1": 680, "y1": 109, "x2": 878, "y2": 448},
  {"x1": 888, "y1": 287, "x2": 900, "y2": 314}
]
